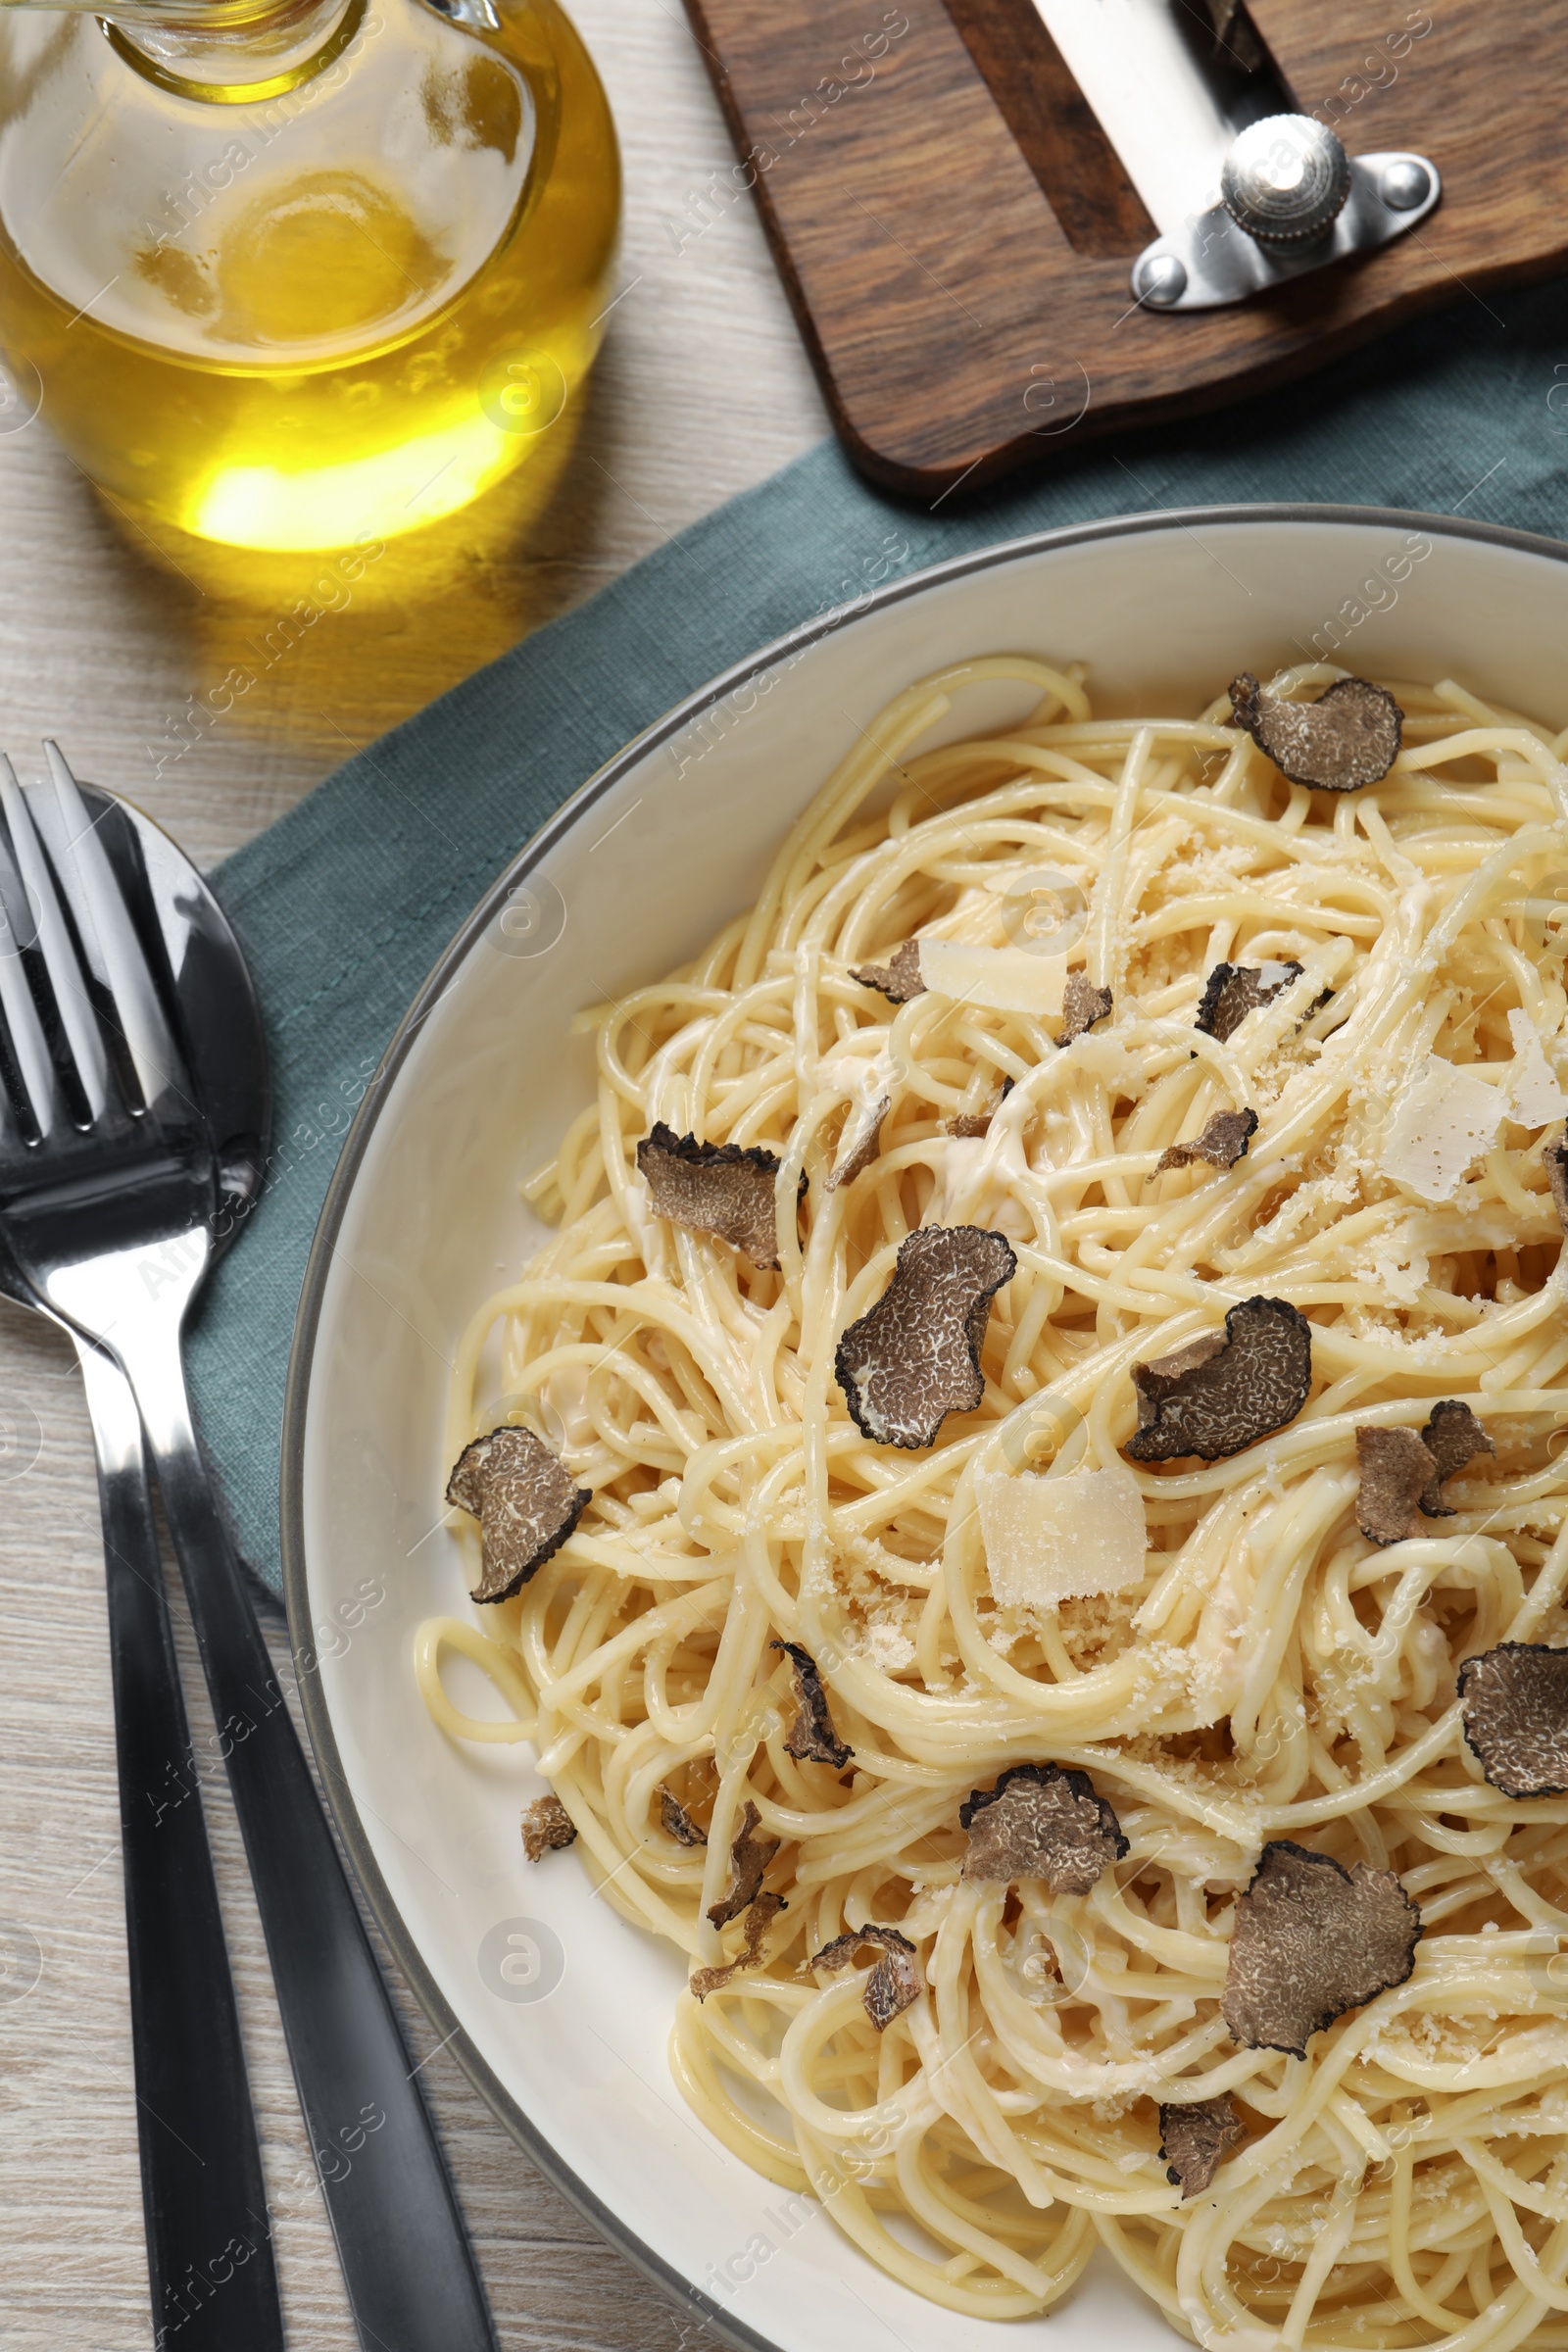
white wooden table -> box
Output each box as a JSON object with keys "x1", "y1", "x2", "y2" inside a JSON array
[{"x1": 0, "y1": 10, "x2": 825, "y2": 2339}]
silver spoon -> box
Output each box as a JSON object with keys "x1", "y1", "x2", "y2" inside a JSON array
[{"x1": 0, "y1": 768, "x2": 280, "y2": 2349}]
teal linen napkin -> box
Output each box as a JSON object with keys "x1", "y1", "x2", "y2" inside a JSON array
[{"x1": 190, "y1": 271, "x2": 1568, "y2": 1593}]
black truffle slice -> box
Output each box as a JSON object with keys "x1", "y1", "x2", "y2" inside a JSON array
[
  {"x1": 1158, "y1": 2094, "x2": 1246, "y2": 2199},
  {"x1": 1155, "y1": 1106, "x2": 1259, "y2": 1173},
  {"x1": 827, "y1": 1094, "x2": 890, "y2": 1191},
  {"x1": 1125, "y1": 1297, "x2": 1312, "y2": 1463},
  {"x1": 1060, "y1": 972, "x2": 1112, "y2": 1045},
  {"x1": 850, "y1": 939, "x2": 926, "y2": 1004},
  {"x1": 772, "y1": 1639, "x2": 854, "y2": 1768},
  {"x1": 706, "y1": 1799, "x2": 781, "y2": 1928},
  {"x1": 1355, "y1": 1426, "x2": 1435, "y2": 1546},
  {"x1": 690, "y1": 1888, "x2": 785, "y2": 2000},
  {"x1": 1195, "y1": 959, "x2": 1304, "y2": 1044},
  {"x1": 1458, "y1": 1643, "x2": 1568, "y2": 1797},
  {"x1": 1417, "y1": 1399, "x2": 1494, "y2": 1517},
  {"x1": 809, "y1": 1925, "x2": 921, "y2": 2030},
  {"x1": 447, "y1": 1426, "x2": 590, "y2": 1604},
  {"x1": 1229, "y1": 672, "x2": 1403, "y2": 793},
  {"x1": 659, "y1": 1787, "x2": 708, "y2": 1846},
  {"x1": 1545, "y1": 1132, "x2": 1568, "y2": 1234},
  {"x1": 1221, "y1": 1839, "x2": 1421, "y2": 2058},
  {"x1": 637, "y1": 1122, "x2": 803, "y2": 1271},
  {"x1": 521, "y1": 1793, "x2": 577, "y2": 1861},
  {"x1": 836, "y1": 1224, "x2": 1016, "y2": 1450},
  {"x1": 1356, "y1": 1405, "x2": 1494, "y2": 1543},
  {"x1": 958, "y1": 1762, "x2": 1129, "y2": 1893}
]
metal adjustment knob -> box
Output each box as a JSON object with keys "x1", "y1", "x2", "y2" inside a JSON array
[{"x1": 1220, "y1": 114, "x2": 1352, "y2": 246}]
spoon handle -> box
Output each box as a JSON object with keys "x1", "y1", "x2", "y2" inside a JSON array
[
  {"x1": 117, "y1": 1321, "x2": 499, "y2": 2352},
  {"x1": 76, "y1": 1338, "x2": 284, "y2": 2352}
]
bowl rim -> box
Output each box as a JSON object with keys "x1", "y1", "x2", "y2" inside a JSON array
[{"x1": 280, "y1": 497, "x2": 1568, "y2": 2348}]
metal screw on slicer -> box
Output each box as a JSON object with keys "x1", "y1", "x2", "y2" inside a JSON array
[
  {"x1": 1132, "y1": 252, "x2": 1187, "y2": 308},
  {"x1": 1000, "y1": 868, "x2": 1087, "y2": 957},
  {"x1": 0, "y1": 1923, "x2": 42, "y2": 2006},
  {"x1": 477, "y1": 1917, "x2": 566, "y2": 2005},
  {"x1": 479, "y1": 350, "x2": 570, "y2": 438},
  {"x1": 0, "y1": 1403, "x2": 42, "y2": 1488},
  {"x1": 484, "y1": 874, "x2": 567, "y2": 959},
  {"x1": 1378, "y1": 158, "x2": 1432, "y2": 212}
]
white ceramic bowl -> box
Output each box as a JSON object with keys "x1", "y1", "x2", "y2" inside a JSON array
[{"x1": 284, "y1": 505, "x2": 1568, "y2": 2352}]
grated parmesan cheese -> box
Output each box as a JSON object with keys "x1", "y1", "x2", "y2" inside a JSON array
[
  {"x1": 1380, "y1": 1056, "x2": 1504, "y2": 1202},
  {"x1": 1367, "y1": 1233, "x2": 1430, "y2": 1306},
  {"x1": 918, "y1": 939, "x2": 1068, "y2": 1016},
  {"x1": 977, "y1": 1461, "x2": 1147, "y2": 1607},
  {"x1": 863, "y1": 1618, "x2": 916, "y2": 1672},
  {"x1": 1506, "y1": 1008, "x2": 1568, "y2": 1128}
]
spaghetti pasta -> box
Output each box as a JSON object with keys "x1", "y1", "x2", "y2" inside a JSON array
[{"x1": 418, "y1": 655, "x2": 1568, "y2": 2348}]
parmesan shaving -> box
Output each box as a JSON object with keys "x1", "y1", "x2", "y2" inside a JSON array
[
  {"x1": 1506, "y1": 1008, "x2": 1568, "y2": 1128},
  {"x1": 977, "y1": 1461, "x2": 1147, "y2": 1607},
  {"x1": 1381, "y1": 1055, "x2": 1505, "y2": 1202},
  {"x1": 918, "y1": 939, "x2": 1068, "y2": 1015}
]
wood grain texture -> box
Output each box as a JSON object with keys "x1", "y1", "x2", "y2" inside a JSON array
[
  {"x1": 681, "y1": 0, "x2": 1568, "y2": 495},
  {"x1": 940, "y1": 0, "x2": 1153, "y2": 257},
  {"x1": 0, "y1": 4, "x2": 824, "y2": 2345}
]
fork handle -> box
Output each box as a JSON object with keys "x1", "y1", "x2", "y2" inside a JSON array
[
  {"x1": 77, "y1": 1339, "x2": 284, "y2": 2352},
  {"x1": 128, "y1": 1355, "x2": 498, "y2": 2352}
]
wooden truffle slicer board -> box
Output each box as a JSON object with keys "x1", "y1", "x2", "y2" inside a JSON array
[{"x1": 681, "y1": 0, "x2": 1568, "y2": 498}]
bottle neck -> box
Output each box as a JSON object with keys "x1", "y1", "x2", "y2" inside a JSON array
[{"x1": 104, "y1": 0, "x2": 363, "y2": 99}]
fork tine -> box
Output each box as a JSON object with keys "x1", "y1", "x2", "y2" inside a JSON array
[
  {"x1": 0, "y1": 759, "x2": 64, "y2": 1139},
  {"x1": 0, "y1": 754, "x2": 111, "y2": 1122},
  {"x1": 41, "y1": 742, "x2": 183, "y2": 1113}
]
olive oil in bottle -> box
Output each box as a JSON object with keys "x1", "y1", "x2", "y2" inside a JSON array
[{"x1": 0, "y1": 0, "x2": 620, "y2": 550}]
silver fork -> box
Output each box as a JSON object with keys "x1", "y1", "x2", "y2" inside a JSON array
[
  {"x1": 0, "y1": 753, "x2": 498, "y2": 2352},
  {"x1": 0, "y1": 754, "x2": 281, "y2": 2350}
]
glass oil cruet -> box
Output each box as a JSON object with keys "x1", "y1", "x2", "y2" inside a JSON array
[{"x1": 0, "y1": 0, "x2": 620, "y2": 551}]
